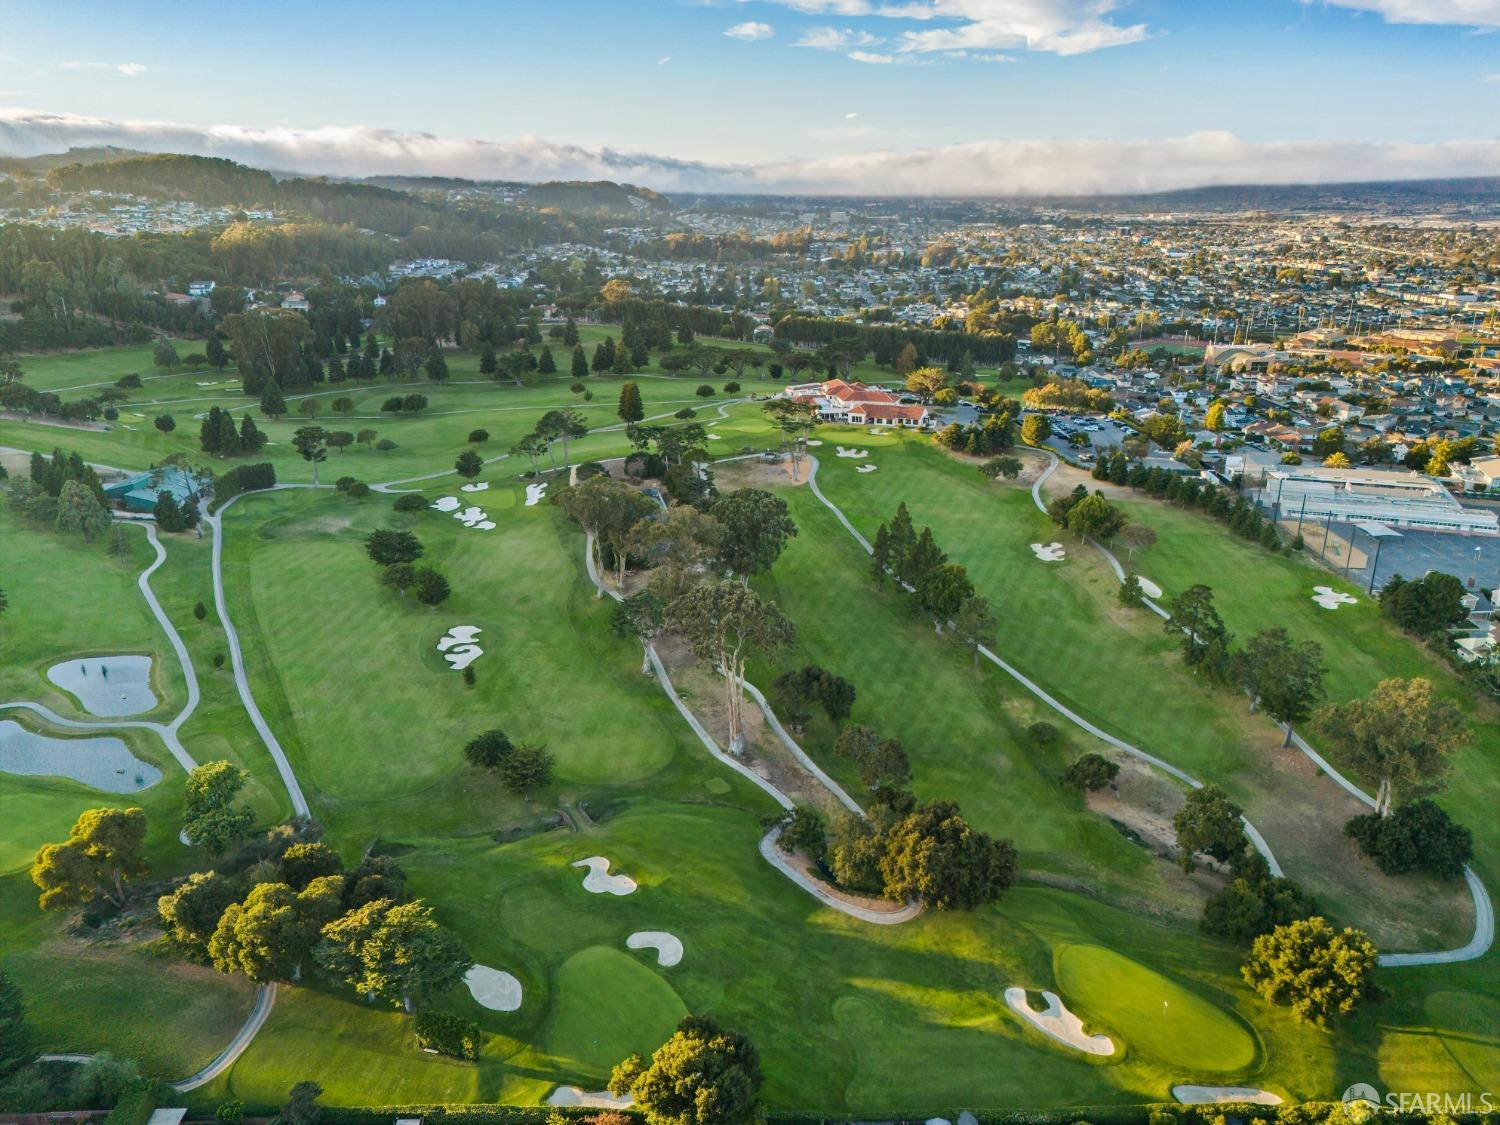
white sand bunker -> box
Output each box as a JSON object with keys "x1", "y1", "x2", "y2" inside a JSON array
[
  {"x1": 1137, "y1": 576, "x2": 1164, "y2": 599},
  {"x1": 1173, "y1": 1087, "x2": 1282, "y2": 1106},
  {"x1": 1312, "y1": 585, "x2": 1357, "y2": 610},
  {"x1": 464, "y1": 965, "x2": 522, "y2": 1011},
  {"x1": 431, "y1": 496, "x2": 460, "y2": 512},
  {"x1": 572, "y1": 856, "x2": 637, "y2": 895},
  {"x1": 525, "y1": 482, "x2": 548, "y2": 506},
  {"x1": 835, "y1": 446, "x2": 868, "y2": 459},
  {"x1": 806, "y1": 440, "x2": 823, "y2": 447},
  {"x1": 460, "y1": 481, "x2": 490, "y2": 492},
  {"x1": 437, "y1": 626, "x2": 484, "y2": 671},
  {"x1": 1030, "y1": 542, "x2": 1066, "y2": 562},
  {"x1": 451, "y1": 505, "x2": 496, "y2": 531},
  {"x1": 868, "y1": 427, "x2": 885, "y2": 435},
  {"x1": 48, "y1": 656, "x2": 156, "y2": 717},
  {"x1": 627, "y1": 931, "x2": 683, "y2": 967},
  {"x1": 0, "y1": 720, "x2": 162, "y2": 793},
  {"x1": 1003, "y1": 988, "x2": 1115, "y2": 1056},
  {"x1": 547, "y1": 1088, "x2": 633, "y2": 1109},
  {"x1": 706, "y1": 433, "x2": 722, "y2": 440},
  {"x1": 856, "y1": 464, "x2": 877, "y2": 474}
]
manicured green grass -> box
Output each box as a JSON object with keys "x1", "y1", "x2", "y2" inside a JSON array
[
  {"x1": 9, "y1": 340, "x2": 194, "y2": 392},
  {"x1": 1054, "y1": 943, "x2": 1257, "y2": 1072},
  {"x1": 1114, "y1": 495, "x2": 1500, "y2": 886},
  {"x1": 546, "y1": 946, "x2": 687, "y2": 1078},
  {"x1": 4, "y1": 345, "x2": 1494, "y2": 1111},
  {"x1": 218, "y1": 485, "x2": 720, "y2": 850},
  {"x1": 804, "y1": 430, "x2": 1477, "y2": 951},
  {"x1": 756, "y1": 479, "x2": 1200, "y2": 918}
]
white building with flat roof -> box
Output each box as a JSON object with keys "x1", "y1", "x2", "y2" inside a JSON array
[{"x1": 1263, "y1": 466, "x2": 1498, "y2": 536}]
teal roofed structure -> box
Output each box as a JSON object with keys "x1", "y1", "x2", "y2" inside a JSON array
[{"x1": 102, "y1": 466, "x2": 205, "y2": 514}]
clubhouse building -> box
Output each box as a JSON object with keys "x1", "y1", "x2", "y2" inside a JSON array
[{"x1": 784, "y1": 379, "x2": 931, "y2": 428}]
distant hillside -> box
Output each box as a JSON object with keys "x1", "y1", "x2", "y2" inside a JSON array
[
  {"x1": 521, "y1": 179, "x2": 673, "y2": 216},
  {"x1": 0, "y1": 145, "x2": 145, "y2": 175}
]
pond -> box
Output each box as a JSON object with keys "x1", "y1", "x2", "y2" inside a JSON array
[
  {"x1": 47, "y1": 656, "x2": 158, "y2": 717},
  {"x1": 0, "y1": 720, "x2": 162, "y2": 793}
]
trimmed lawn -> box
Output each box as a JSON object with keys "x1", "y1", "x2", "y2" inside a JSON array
[
  {"x1": 805, "y1": 430, "x2": 1478, "y2": 951},
  {"x1": 546, "y1": 946, "x2": 688, "y2": 1078},
  {"x1": 1054, "y1": 943, "x2": 1257, "y2": 1072}
]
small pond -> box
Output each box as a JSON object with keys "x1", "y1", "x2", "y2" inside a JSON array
[
  {"x1": 47, "y1": 656, "x2": 157, "y2": 717},
  {"x1": 0, "y1": 720, "x2": 162, "y2": 793}
]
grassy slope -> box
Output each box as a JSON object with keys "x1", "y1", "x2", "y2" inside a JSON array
[
  {"x1": 4, "y1": 338, "x2": 1494, "y2": 1109},
  {"x1": 0, "y1": 509, "x2": 261, "y2": 1079}
]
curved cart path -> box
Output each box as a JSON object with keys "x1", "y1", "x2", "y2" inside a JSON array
[
  {"x1": 581, "y1": 530, "x2": 922, "y2": 924},
  {"x1": 1, "y1": 521, "x2": 199, "y2": 773},
  {"x1": 1016, "y1": 447, "x2": 1490, "y2": 966},
  {"x1": 170, "y1": 983, "x2": 276, "y2": 1091}
]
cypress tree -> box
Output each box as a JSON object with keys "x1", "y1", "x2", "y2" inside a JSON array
[
  {"x1": 239, "y1": 414, "x2": 265, "y2": 453},
  {"x1": 592, "y1": 337, "x2": 615, "y2": 373},
  {"x1": 617, "y1": 382, "x2": 644, "y2": 423},
  {"x1": 538, "y1": 346, "x2": 557, "y2": 374},
  {"x1": 260, "y1": 382, "x2": 286, "y2": 419},
  {"x1": 570, "y1": 344, "x2": 589, "y2": 378},
  {"x1": 216, "y1": 411, "x2": 241, "y2": 456}
]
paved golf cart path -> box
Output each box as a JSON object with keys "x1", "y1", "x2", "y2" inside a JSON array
[
  {"x1": 815, "y1": 444, "x2": 1488, "y2": 967},
  {"x1": 581, "y1": 529, "x2": 920, "y2": 924},
  {"x1": 1, "y1": 521, "x2": 199, "y2": 774}
]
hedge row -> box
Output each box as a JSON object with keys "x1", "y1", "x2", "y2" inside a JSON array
[{"x1": 313, "y1": 1104, "x2": 1489, "y2": 1125}]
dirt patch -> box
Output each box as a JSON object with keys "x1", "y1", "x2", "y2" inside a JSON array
[
  {"x1": 1085, "y1": 759, "x2": 1185, "y2": 859},
  {"x1": 653, "y1": 633, "x2": 846, "y2": 815},
  {"x1": 1044, "y1": 461, "x2": 1138, "y2": 502},
  {"x1": 945, "y1": 445, "x2": 1052, "y2": 488},
  {"x1": 278, "y1": 514, "x2": 354, "y2": 537},
  {"x1": 716, "y1": 457, "x2": 808, "y2": 490}
]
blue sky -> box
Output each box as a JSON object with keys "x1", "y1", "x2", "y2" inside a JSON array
[{"x1": 1, "y1": 0, "x2": 1498, "y2": 195}]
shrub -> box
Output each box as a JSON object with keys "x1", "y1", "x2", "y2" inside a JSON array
[
  {"x1": 413, "y1": 1010, "x2": 480, "y2": 1061},
  {"x1": 1201, "y1": 876, "x2": 1317, "y2": 942},
  {"x1": 1027, "y1": 722, "x2": 1059, "y2": 746},
  {"x1": 468, "y1": 429, "x2": 490, "y2": 444},
  {"x1": 777, "y1": 807, "x2": 826, "y2": 859},
  {"x1": 574, "y1": 461, "x2": 609, "y2": 482},
  {"x1": 1060, "y1": 754, "x2": 1118, "y2": 792},
  {"x1": 1344, "y1": 799, "x2": 1472, "y2": 879},
  {"x1": 393, "y1": 493, "x2": 426, "y2": 514}
]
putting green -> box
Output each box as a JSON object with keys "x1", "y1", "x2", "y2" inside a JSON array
[
  {"x1": 1054, "y1": 944, "x2": 1256, "y2": 1072},
  {"x1": 545, "y1": 945, "x2": 687, "y2": 1079}
]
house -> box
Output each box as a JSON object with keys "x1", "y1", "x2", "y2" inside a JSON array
[
  {"x1": 1460, "y1": 456, "x2": 1500, "y2": 493},
  {"x1": 187, "y1": 280, "x2": 216, "y2": 298},
  {"x1": 784, "y1": 379, "x2": 930, "y2": 428},
  {"x1": 281, "y1": 291, "x2": 310, "y2": 312}
]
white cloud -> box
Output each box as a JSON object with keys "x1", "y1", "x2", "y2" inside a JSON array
[
  {"x1": 1484, "y1": 72, "x2": 1500, "y2": 80},
  {"x1": 724, "y1": 20, "x2": 775, "y2": 40},
  {"x1": 795, "y1": 26, "x2": 882, "y2": 48},
  {"x1": 60, "y1": 60, "x2": 149, "y2": 76},
  {"x1": 658, "y1": 55, "x2": 673, "y2": 65},
  {"x1": 848, "y1": 49, "x2": 898, "y2": 61},
  {"x1": 1320, "y1": 0, "x2": 1500, "y2": 28},
  {"x1": 846, "y1": 110, "x2": 861, "y2": 118},
  {"x1": 2, "y1": 109, "x2": 1498, "y2": 199},
  {"x1": 752, "y1": 0, "x2": 1151, "y2": 55}
]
